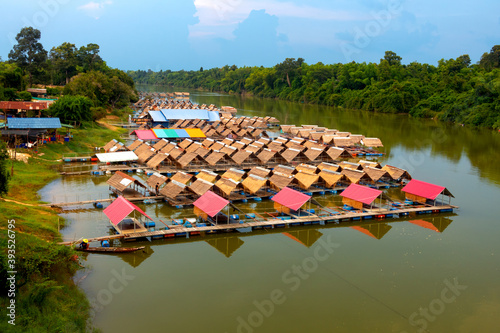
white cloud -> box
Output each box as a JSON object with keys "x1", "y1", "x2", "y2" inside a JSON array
[{"x1": 78, "y1": 1, "x2": 112, "y2": 19}]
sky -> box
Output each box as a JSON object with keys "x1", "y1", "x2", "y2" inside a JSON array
[{"x1": 0, "y1": 0, "x2": 498, "y2": 71}]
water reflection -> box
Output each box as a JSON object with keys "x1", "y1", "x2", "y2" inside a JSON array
[
  {"x1": 206, "y1": 237, "x2": 244, "y2": 258},
  {"x1": 409, "y1": 216, "x2": 453, "y2": 233},
  {"x1": 350, "y1": 223, "x2": 392, "y2": 240},
  {"x1": 283, "y1": 229, "x2": 323, "y2": 248}
]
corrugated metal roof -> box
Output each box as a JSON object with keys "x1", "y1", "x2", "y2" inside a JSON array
[
  {"x1": 193, "y1": 191, "x2": 229, "y2": 217},
  {"x1": 402, "y1": 179, "x2": 454, "y2": 200},
  {"x1": 7, "y1": 117, "x2": 61, "y2": 129},
  {"x1": 340, "y1": 184, "x2": 382, "y2": 205},
  {"x1": 0, "y1": 101, "x2": 50, "y2": 110},
  {"x1": 131, "y1": 130, "x2": 158, "y2": 140},
  {"x1": 272, "y1": 187, "x2": 310, "y2": 211},
  {"x1": 149, "y1": 110, "x2": 167, "y2": 122},
  {"x1": 96, "y1": 151, "x2": 138, "y2": 163},
  {"x1": 104, "y1": 196, "x2": 153, "y2": 226},
  {"x1": 160, "y1": 109, "x2": 220, "y2": 121}
]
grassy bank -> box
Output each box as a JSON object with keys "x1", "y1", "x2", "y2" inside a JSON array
[{"x1": 0, "y1": 122, "x2": 126, "y2": 332}]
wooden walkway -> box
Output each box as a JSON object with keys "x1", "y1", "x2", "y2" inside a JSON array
[
  {"x1": 59, "y1": 204, "x2": 457, "y2": 245},
  {"x1": 42, "y1": 195, "x2": 165, "y2": 208}
]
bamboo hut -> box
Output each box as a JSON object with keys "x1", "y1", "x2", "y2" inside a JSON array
[
  {"x1": 230, "y1": 150, "x2": 253, "y2": 165},
  {"x1": 137, "y1": 148, "x2": 156, "y2": 164},
  {"x1": 295, "y1": 163, "x2": 317, "y2": 174},
  {"x1": 293, "y1": 171, "x2": 319, "y2": 190},
  {"x1": 362, "y1": 138, "x2": 383, "y2": 147},
  {"x1": 267, "y1": 142, "x2": 285, "y2": 153},
  {"x1": 188, "y1": 178, "x2": 214, "y2": 197},
  {"x1": 167, "y1": 147, "x2": 184, "y2": 161},
  {"x1": 273, "y1": 164, "x2": 295, "y2": 176},
  {"x1": 317, "y1": 162, "x2": 341, "y2": 172},
  {"x1": 178, "y1": 139, "x2": 193, "y2": 150},
  {"x1": 402, "y1": 179, "x2": 454, "y2": 205},
  {"x1": 241, "y1": 174, "x2": 268, "y2": 195},
  {"x1": 146, "y1": 173, "x2": 168, "y2": 193},
  {"x1": 339, "y1": 161, "x2": 363, "y2": 171},
  {"x1": 220, "y1": 145, "x2": 238, "y2": 157},
  {"x1": 359, "y1": 160, "x2": 382, "y2": 169},
  {"x1": 363, "y1": 167, "x2": 393, "y2": 183},
  {"x1": 170, "y1": 171, "x2": 193, "y2": 185},
  {"x1": 175, "y1": 152, "x2": 202, "y2": 169},
  {"x1": 160, "y1": 142, "x2": 178, "y2": 154},
  {"x1": 108, "y1": 142, "x2": 126, "y2": 153},
  {"x1": 349, "y1": 134, "x2": 365, "y2": 145},
  {"x1": 303, "y1": 147, "x2": 328, "y2": 162},
  {"x1": 231, "y1": 141, "x2": 246, "y2": 150},
  {"x1": 202, "y1": 138, "x2": 215, "y2": 148},
  {"x1": 318, "y1": 170, "x2": 350, "y2": 188},
  {"x1": 326, "y1": 147, "x2": 352, "y2": 160},
  {"x1": 210, "y1": 142, "x2": 225, "y2": 151},
  {"x1": 240, "y1": 137, "x2": 254, "y2": 145},
  {"x1": 245, "y1": 144, "x2": 262, "y2": 154},
  {"x1": 127, "y1": 139, "x2": 144, "y2": 151},
  {"x1": 248, "y1": 166, "x2": 271, "y2": 178},
  {"x1": 272, "y1": 187, "x2": 311, "y2": 214},
  {"x1": 196, "y1": 169, "x2": 219, "y2": 183},
  {"x1": 333, "y1": 137, "x2": 354, "y2": 147},
  {"x1": 222, "y1": 138, "x2": 234, "y2": 145},
  {"x1": 335, "y1": 132, "x2": 351, "y2": 137},
  {"x1": 107, "y1": 171, "x2": 148, "y2": 197},
  {"x1": 280, "y1": 125, "x2": 294, "y2": 133},
  {"x1": 146, "y1": 153, "x2": 170, "y2": 169},
  {"x1": 269, "y1": 172, "x2": 294, "y2": 191},
  {"x1": 341, "y1": 184, "x2": 383, "y2": 210},
  {"x1": 185, "y1": 141, "x2": 202, "y2": 153},
  {"x1": 341, "y1": 169, "x2": 374, "y2": 185},
  {"x1": 134, "y1": 143, "x2": 153, "y2": 156},
  {"x1": 256, "y1": 149, "x2": 277, "y2": 165},
  {"x1": 203, "y1": 151, "x2": 229, "y2": 167},
  {"x1": 303, "y1": 140, "x2": 324, "y2": 149},
  {"x1": 103, "y1": 139, "x2": 119, "y2": 152},
  {"x1": 221, "y1": 168, "x2": 245, "y2": 182},
  {"x1": 152, "y1": 139, "x2": 169, "y2": 151},
  {"x1": 160, "y1": 180, "x2": 189, "y2": 200},
  {"x1": 214, "y1": 177, "x2": 244, "y2": 199},
  {"x1": 381, "y1": 165, "x2": 412, "y2": 182},
  {"x1": 256, "y1": 137, "x2": 271, "y2": 145},
  {"x1": 194, "y1": 146, "x2": 211, "y2": 159},
  {"x1": 280, "y1": 148, "x2": 302, "y2": 163}
]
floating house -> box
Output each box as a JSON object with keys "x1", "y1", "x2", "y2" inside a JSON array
[
  {"x1": 272, "y1": 187, "x2": 312, "y2": 215},
  {"x1": 193, "y1": 191, "x2": 230, "y2": 224},
  {"x1": 340, "y1": 184, "x2": 384, "y2": 210},
  {"x1": 107, "y1": 171, "x2": 148, "y2": 197},
  {"x1": 402, "y1": 179, "x2": 454, "y2": 205},
  {"x1": 104, "y1": 196, "x2": 154, "y2": 237}
]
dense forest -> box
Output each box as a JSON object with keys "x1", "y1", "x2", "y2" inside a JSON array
[
  {"x1": 0, "y1": 27, "x2": 137, "y2": 124},
  {"x1": 128, "y1": 47, "x2": 500, "y2": 129}
]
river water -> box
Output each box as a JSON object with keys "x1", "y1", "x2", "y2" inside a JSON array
[{"x1": 40, "y1": 87, "x2": 500, "y2": 333}]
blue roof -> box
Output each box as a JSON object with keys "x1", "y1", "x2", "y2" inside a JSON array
[
  {"x1": 149, "y1": 110, "x2": 167, "y2": 122},
  {"x1": 208, "y1": 111, "x2": 220, "y2": 122},
  {"x1": 160, "y1": 109, "x2": 220, "y2": 121},
  {"x1": 7, "y1": 118, "x2": 61, "y2": 129}
]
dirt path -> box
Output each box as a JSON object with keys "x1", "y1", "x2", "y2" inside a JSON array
[{"x1": 1, "y1": 197, "x2": 40, "y2": 207}]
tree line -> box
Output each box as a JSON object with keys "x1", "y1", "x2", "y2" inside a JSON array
[
  {"x1": 1, "y1": 27, "x2": 137, "y2": 125},
  {"x1": 128, "y1": 47, "x2": 500, "y2": 129}
]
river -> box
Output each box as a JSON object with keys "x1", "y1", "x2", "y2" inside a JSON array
[{"x1": 40, "y1": 86, "x2": 500, "y2": 333}]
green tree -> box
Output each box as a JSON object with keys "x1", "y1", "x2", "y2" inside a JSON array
[
  {"x1": 77, "y1": 43, "x2": 103, "y2": 72},
  {"x1": 275, "y1": 58, "x2": 304, "y2": 88},
  {"x1": 8, "y1": 27, "x2": 47, "y2": 86},
  {"x1": 383, "y1": 51, "x2": 402, "y2": 66},
  {"x1": 48, "y1": 95, "x2": 93, "y2": 125},
  {"x1": 49, "y1": 42, "x2": 78, "y2": 84},
  {"x1": 0, "y1": 140, "x2": 10, "y2": 196}
]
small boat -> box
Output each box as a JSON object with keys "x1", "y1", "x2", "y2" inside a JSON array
[{"x1": 76, "y1": 246, "x2": 145, "y2": 253}]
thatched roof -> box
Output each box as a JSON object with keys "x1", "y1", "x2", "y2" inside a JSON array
[
  {"x1": 106, "y1": 171, "x2": 146, "y2": 192},
  {"x1": 186, "y1": 142, "x2": 202, "y2": 153},
  {"x1": 245, "y1": 144, "x2": 262, "y2": 154},
  {"x1": 335, "y1": 132, "x2": 351, "y2": 137},
  {"x1": 220, "y1": 145, "x2": 238, "y2": 156},
  {"x1": 175, "y1": 152, "x2": 199, "y2": 168},
  {"x1": 222, "y1": 138, "x2": 234, "y2": 145},
  {"x1": 326, "y1": 147, "x2": 350, "y2": 160},
  {"x1": 273, "y1": 164, "x2": 295, "y2": 176},
  {"x1": 127, "y1": 140, "x2": 144, "y2": 151},
  {"x1": 240, "y1": 137, "x2": 254, "y2": 145},
  {"x1": 248, "y1": 166, "x2": 271, "y2": 178},
  {"x1": 309, "y1": 132, "x2": 324, "y2": 141},
  {"x1": 231, "y1": 150, "x2": 252, "y2": 165},
  {"x1": 319, "y1": 170, "x2": 349, "y2": 188},
  {"x1": 188, "y1": 178, "x2": 214, "y2": 197},
  {"x1": 170, "y1": 171, "x2": 193, "y2": 184},
  {"x1": 134, "y1": 143, "x2": 153, "y2": 156},
  {"x1": 269, "y1": 172, "x2": 294, "y2": 190},
  {"x1": 280, "y1": 125, "x2": 295, "y2": 133},
  {"x1": 210, "y1": 142, "x2": 225, "y2": 151},
  {"x1": 339, "y1": 161, "x2": 363, "y2": 171},
  {"x1": 267, "y1": 142, "x2": 285, "y2": 153},
  {"x1": 103, "y1": 139, "x2": 118, "y2": 152},
  {"x1": 178, "y1": 139, "x2": 193, "y2": 150},
  {"x1": 241, "y1": 174, "x2": 267, "y2": 194},
  {"x1": 303, "y1": 147, "x2": 325, "y2": 161},
  {"x1": 160, "y1": 142, "x2": 177, "y2": 154},
  {"x1": 280, "y1": 148, "x2": 301, "y2": 163},
  {"x1": 203, "y1": 151, "x2": 227, "y2": 166},
  {"x1": 152, "y1": 139, "x2": 169, "y2": 151},
  {"x1": 231, "y1": 141, "x2": 246, "y2": 150},
  {"x1": 194, "y1": 146, "x2": 211, "y2": 158},
  {"x1": 137, "y1": 148, "x2": 156, "y2": 164},
  {"x1": 363, "y1": 167, "x2": 392, "y2": 182},
  {"x1": 221, "y1": 168, "x2": 245, "y2": 182},
  {"x1": 317, "y1": 162, "x2": 341, "y2": 172},
  {"x1": 303, "y1": 141, "x2": 323, "y2": 149},
  {"x1": 168, "y1": 147, "x2": 184, "y2": 160},
  {"x1": 359, "y1": 160, "x2": 382, "y2": 169},
  {"x1": 381, "y1": 165, "x2": 412, "y2": 181},
  {"x1": 196, "y1": 169, "x2": 219, "y2": 183},
  {"x1": 362, "y1": 138, "x2": 383, "y2": 147},
  {"x1": 256, "y1": 137, "x2": 271, "y2": 145},
  {"x1": 257, "y1": 149, "x2": 277, "y2": 164},
  {"x1": 202, "y1": 138, "x2": 215, "y2": 148},
  {"x1": 294, "y1": 172, "x2": 319, "y2": 190},
  {"x1": 109, "y1": 142, "x2": 126, "y2": 153},
  {"x1": 349, "y1": 134, "x2": 365, "y2": 144},
  {"x1": 146, "y1": 172, "x2": 168, "y2": 188},
  {"x1": 295, "y1": 164, "x2": 317, "y2": 174},
  {"x1": 333, "y1": 137, "x2": 354, "y2": 147},
  {"x1": 160, "y1": 180, "x2": 187, "y2": 199},
  {"x1": 341, "y1": 169, "x2": 373, "y2": 184},
  {"x1": 215, "y1": 177, "x2": 241, "y2": 196},
  {"x1": 146, "y1": 153, "x2": 169, "y2": 168}
]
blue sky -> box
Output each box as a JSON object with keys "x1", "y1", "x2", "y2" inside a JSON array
[{"x1": 0, "y1": 0, "x2": 498, "y2": 70}]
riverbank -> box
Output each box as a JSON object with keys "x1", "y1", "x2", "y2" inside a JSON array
[{"x1": 0, "y1": 122, "x2": 126, "y2": 332}]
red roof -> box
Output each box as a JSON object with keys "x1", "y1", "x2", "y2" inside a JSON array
[
  {"x1": 103, "y1": 196, "x2": 153, "y2": 226},
  {"x1": 272, "y1": 187, "x2": 311, "y2": 211},
  {"x1": 350, "y1": 226, "x2": 377, "y2": 239},
  {"x1": 193, "y1": 191, "x2": 229, "y2": 217},
  {"x1": 409, "y1": 220, "x2": 441, "y2": 233},
  {"x1": 0, "y1": 101, "x2": 50, "y2": 110},
  {"x1": 132, "y1": 130, "x2": 158, "y2": 140},
  {"x1": 340, "y1": 184, "x2": 382, "y2": 205},
  {"x1": 402, "y1": 179, "x2": 453, "y2": 200}
]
